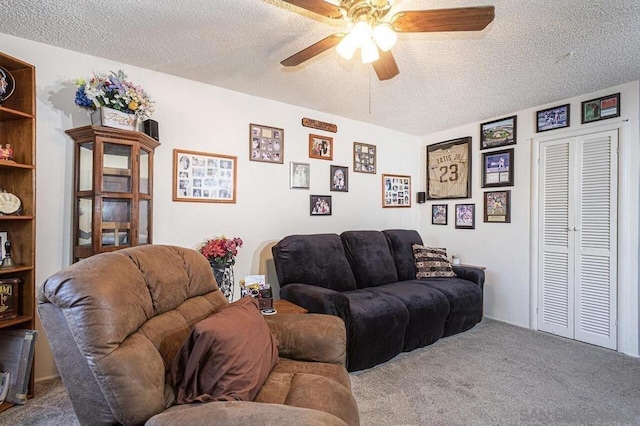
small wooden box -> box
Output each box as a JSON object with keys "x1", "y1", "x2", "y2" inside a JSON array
[
  {"x1": 0, "y1": 278, "x2": 20, "y2": 320},
  {"x1": 258, "y1": 297, "x2": 273, "y2": 310}
]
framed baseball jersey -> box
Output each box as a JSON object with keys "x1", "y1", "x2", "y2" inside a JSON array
[{"x1": 427, "y1": 137, "x2": 472, "y2": 200}]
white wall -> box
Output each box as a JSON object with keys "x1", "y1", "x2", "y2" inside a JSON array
[
  {"x1": 0, "y1": 33, "x2": 421, "y2": 380},
  {"x1": 421, "y1": 81, "x2": 640, "y2": 357}
]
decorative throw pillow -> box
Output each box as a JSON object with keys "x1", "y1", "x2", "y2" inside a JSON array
[
  {"x1": 171, "y1": 297, "x2": 279, "y2": 404},
  {"x1": 412, "y1": 244, "x2": 457, "y2": 278}
]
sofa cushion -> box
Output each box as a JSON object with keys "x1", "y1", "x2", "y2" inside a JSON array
[
  {"x1": 340, "y1": 230, "x2": 398, "y2": 289},
  {"x1": 370, "y1": 282, "x2": 450, "y2": 352},
  {"x1": 342, "y1": 289, "x2": 408, "y2": 371},
  {"x1": 171, "y1": 297, "x2": 279, "y2": 403},
  {"x1": 382, "y1": 229, "x2": 424, "y2": 281},
  {"x1": 416, "y1": 278, "x2": 483, "y2": 336},
  {"x1": 272, "y1": 234, "x2": 357, "y2": 292},
  {"x1": 413, "y1": 245, "x2": 456, "y2": 278}
]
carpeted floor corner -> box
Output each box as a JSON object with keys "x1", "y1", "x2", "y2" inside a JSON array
[
  {"x1": 2, "y1": 318, "x2": 639, "y2": 425},
  {"x1": 350, "y1": 319, "x2": 640, "y2": 425}
]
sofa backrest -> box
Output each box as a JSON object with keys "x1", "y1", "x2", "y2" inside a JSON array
[
  {"x1": 38, "y1": 245, "x2": 228, "y2": 425},
  {"x1": 383, "y1": 229, "x2": 424, "y2": 281},
  {"x1": 340, "y1": 230, "x2": 398, "y2": 289},
  {"x1": 272, "y1": 234, "x2": 357, "y2": 292}
]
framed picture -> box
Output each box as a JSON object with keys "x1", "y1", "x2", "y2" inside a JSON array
[
  {"x1": 484, "y1": 190, "x2": 511, "y2": 223},
  {"x1": 309, "y1": 134, "x2": 333, "y2": 160},
  {"x1": 382, "y1": 174, "x2": 411, "y2": 208},
  {"x1": 482, "y1": 148, "x2": 514, "y2": 188},
  {"x1": 427, "y1": 137, "x2": 471, "y2": 200},
  {"x1": 0, "y1": 231, "x2": 7, "y2": 259},
  {"x1": 330, "y1": 165, "x2": 348, "y2": 192},
  {"x1": 536, "y1": 104, "x2": 570, "y2": 132},
  {"x1": 455, "y1": 204, "x2": 475, "y2": 229},
  {"x1": 353, "y1": 142, "x2": 376, "y2": 174},
  {"x1": 581, "y1": 93, "x2": 620, "y2": 124},
  {"x1": 290, "y1": 162, "x2": 310, "y2": 189},
  {"x1": 173, "y1": 149, "x2": 237, "y2": 203},
  {"x1": 310, "y1": 195, "x2": 332, "y2": 216},
  {"x1": 480, "y1": 115, "x2": 517, "y2": 150},
  {"x1": 432, "y1": 204, "x2": 447, "y2": 225},
  {"x1": 249, "y1": 123, "x2": 284, "y2": 164}
]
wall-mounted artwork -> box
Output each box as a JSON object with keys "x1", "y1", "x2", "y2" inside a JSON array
[
  {"x1": 309, "y1": 134, "x2": 333, "y2": 160},
  {"x1": 432, "y1": 204, "x2": 447, "y2": 225},
  {"x1": 480, "y1": 115, "x2": 517, "y2": 150},
  {"x1": 455, "y1": 203, "x2": 475, "y2": 229},
  {"x1": 382, "y1": 174, "x2": 411, "y2": 207},
  {"x1": 426, "y1": 137, "x2": 471, "y2": 200},
  {"x1": 330, "y1": 165, "x2": 348, "y2": 192},
  {"x1": 581, "y1": 93, "x2": 620, "y2": 124},
  {"x1": 482, "y1": 148, "x2": 514, "y2": 188},
  {"x1": 536, "y1": 104, "x2": 570, "y2": 132},
  {"x1": 250, "y1": 123, "x2": 284, "y2": 164},
  {"x1": 353, "y1": 142, "x2": 376, "y2": 174},
  {"x1": 310, "y1": 195, "x2": 332, "y2": 216},
  {"x1": 173, "y1": 149, "x2": 237, "y2": 203},
  {"x1": 484, "y1": 190, "x2": 511, "y2": 223},
  {"x1": 290, "y1": 162, "x2": 310, "y2": 189}
]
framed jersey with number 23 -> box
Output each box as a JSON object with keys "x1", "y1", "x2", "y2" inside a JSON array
[{"x1": 427, "y1": 137, "x2": 472, "y2": 200}]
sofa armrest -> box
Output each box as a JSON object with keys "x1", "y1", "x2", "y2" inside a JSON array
[
  {"x1": 264, "y1": 313, "x2": 347, "y2": 366},
  {"x1": 452, "y1": 266, "x2": 485, "y2": 290},
  {"x1": 280, "y1": 284, "x2": 351, "y2": 325}
]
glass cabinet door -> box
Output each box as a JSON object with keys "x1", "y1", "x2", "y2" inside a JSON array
[
  {"x1": 101, "y1": 198, "x2": 131, "y2": 247},
  {"x1": 140, "y1": 148, "x2": 150, "y2": 195},
  {"x1": 77, "y1": 198, "x2": 93, "y2": 246},
  {"x1": 78, "y1": 143, "x2": 94, "y2": 191},
  {"x1": 102, "y1": 143, "x2": 132, "y2": 193},
  {"x1": 138, "y1": 199, "x2": 150, "y2": 244}
]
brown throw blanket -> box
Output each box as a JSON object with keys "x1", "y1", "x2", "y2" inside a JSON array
[{"x1": 171, "y1": 297, "x2": 279, "y2": 403}]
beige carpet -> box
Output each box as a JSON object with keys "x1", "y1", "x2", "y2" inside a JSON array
[{"x1": 2, "y1": 319, "x2": 639, "y2": 425}]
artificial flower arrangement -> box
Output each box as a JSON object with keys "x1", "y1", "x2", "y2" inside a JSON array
[
  {"x1": 74, "y1": 69, "x2": 154, "y2": 120},
  {"x1": 199, "y1": 236, "x2": 243, "y2": 267}
]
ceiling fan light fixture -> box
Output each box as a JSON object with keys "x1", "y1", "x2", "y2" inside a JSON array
[
  {"x1": 372, "y1": 23, "x2": 397, "y2": 52},
  {"x1": 336, "y1": 21, "x2": 371, "y2": 60},
  {"x1": 361, "y1": 37, "x2": 380, "y2": 64}
]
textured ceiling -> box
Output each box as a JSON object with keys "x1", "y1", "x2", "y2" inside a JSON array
[{"x1": 1, "y1": 0, "x2": 639, "y2": 136}]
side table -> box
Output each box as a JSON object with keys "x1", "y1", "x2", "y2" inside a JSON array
[{"x1": 273, "y1": 299, "x2": 308, "y2": 315}]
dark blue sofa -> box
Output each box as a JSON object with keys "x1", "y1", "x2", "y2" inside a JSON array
[{"x1": 272, "y1": 229, "x2": 484, "y2": 371}]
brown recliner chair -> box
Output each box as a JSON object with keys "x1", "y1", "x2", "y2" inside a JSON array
[{"x1": 38, "y1": 245, "x2": 359, "y2": 426}]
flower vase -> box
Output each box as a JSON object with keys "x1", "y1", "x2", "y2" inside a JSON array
[
  {"x1": 91, "y1": 107, "x2": 137, "y2": 131},
  {"x1": 211, "y1": 264, "x2": 234, "y2": 302}
]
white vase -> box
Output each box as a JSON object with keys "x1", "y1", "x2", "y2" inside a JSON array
[{"x1": 91, "y1": 107, "x2": 137, "y2": 131}]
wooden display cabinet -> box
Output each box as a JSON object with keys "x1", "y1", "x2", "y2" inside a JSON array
[
  {"x1": 0, "y1": 52, "x2": 36, "y2": 411},
  {"x1": 66, "y1": 126, "x2": 160, "y2": 261}
]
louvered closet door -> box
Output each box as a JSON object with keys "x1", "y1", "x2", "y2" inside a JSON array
[
  {"x1": 538, "y1": 130, "x2": 617, "y2": 350},
  {"x1": 539, "y1": 140, "x2": 574, "y2": 339},
  {"x1": 574, "y1": 131, "x2": 617, "y2": 349}
]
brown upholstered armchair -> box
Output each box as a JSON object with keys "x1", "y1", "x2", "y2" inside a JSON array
[{"x1": 38, "y1": 245, "x2": 359, "y2": 426}]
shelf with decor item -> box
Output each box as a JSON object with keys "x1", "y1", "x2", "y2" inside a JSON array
[
  {"x1": 0, "y1": 51, "x2": 36, "y2": 412},
  {"x1": 66, "y1": 126, "x2": 160, "y2": 262}
]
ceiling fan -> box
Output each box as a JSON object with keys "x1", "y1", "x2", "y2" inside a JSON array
[{"x1": 278, "y1": 0, "x2": 495, "y2": 80}]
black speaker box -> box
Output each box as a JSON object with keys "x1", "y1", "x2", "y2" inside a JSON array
[
  {"x1": 143, "y1": 119, "x2": 159, "y2": 141},
  {"x1": 417, "y1": 192, "x2": 426, "y2": 203}
]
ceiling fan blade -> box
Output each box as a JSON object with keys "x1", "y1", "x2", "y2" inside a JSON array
[
  {"x1": 280, "y1": 0, "x2": 343, "y2": 19},
  {"x1": 372, "y1": 49, "x2": 400, "y2": 81},
  {"x1": 392, "y1": 6, "x2": 495, "y2": 33},
  {"x1": 281, "y1": 33, "x2": 345, "y2": 67}
]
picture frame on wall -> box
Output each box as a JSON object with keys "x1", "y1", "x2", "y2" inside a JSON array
[
  {"x1": 353, "y1": 142, "x2": 376, "y2": 174},
  {"x1": 309, "y1": 134, "x2": 333, "y2": 160},
  {"x1": 536, "y1": 104, "x2": 570, "y2": 132},
  {"x1": 382, "y1": 174, "x2": 411, "y2": 208},
  {"x1": 173, "y1": 149, "x2": 237, "y2": 203},
  {"x1": 581, "y1": 93, "x2": 620, "y2": 124},
  {"x1": 330, "y1": 165, "x2": 348, "y2": 192},
  {"x1": 249, "y1": 123, "x2": 284, "y2": 164},
  {"x1": 480, "y1": 115, "x2": 517, "y2": 150},
  {"x1": 455, "y1": 203, "x2": 475, "y2": 229},
  {"x1": 310, "y1": 195, "x2": 332, "y2": 216},
  {"x1": 432, "y1": 204, "x2": 447, "y2": 225},
  {"x1": 426, "y1": 136, "x2": 472, "y2": 200},
  {"x1": 289, "y1": 162, "x2": 310, "y2": 189},
  {"x1": 484, "y1": 190, "x2": 511, "y2": 223},
  {"x1": 482, "y1": 148, "x2": 514, "y2": 188}
]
